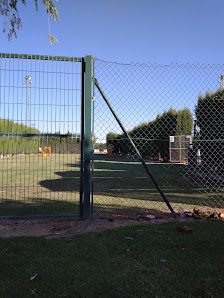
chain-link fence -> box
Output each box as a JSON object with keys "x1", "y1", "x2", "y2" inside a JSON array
[
  {"x1": 0, "y1": 53, "x2": 83, "y2": 217},
  {"x1": 93, "y1": 59, "x2": 224, "y2": 214}
]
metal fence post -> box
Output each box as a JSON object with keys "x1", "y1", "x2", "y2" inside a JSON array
[
  {"x1": 84, "y1": 55, "x2": 92, "y2": 219},
  {"x1": 79, "y1": 58, "x2": 85, "y2": 218}
]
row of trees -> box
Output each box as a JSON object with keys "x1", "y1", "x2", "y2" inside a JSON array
[
  {"x1": 106, "y1": 87, "x2": 223, "y2": 168},
  {"x1": 106, "y1": 108, "x2": 193, "y2": 160},
  {"x1": 0, "y1": 119, "x2": 40, "y2": 155},
  {"x1": 0, "y1": 118, "x2": 80, "y2": 155}
]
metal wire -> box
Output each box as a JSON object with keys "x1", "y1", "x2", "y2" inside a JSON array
[
  {"x1": 0, "y1": 53, "x2": 82, "y2": 217},
  {"x1": 1, "y1": 54, "x2": 224, "y2": 218},
  {"x1": 93, "y1": 58, "x2": 224, "y2": 213}
]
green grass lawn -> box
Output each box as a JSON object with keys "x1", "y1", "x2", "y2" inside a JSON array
[
  {"x1": 0, "y1": 220, "x2": 224, "y2": 297},
  {"x1": 92, "y1": 155, "x2": 223, "y2": 213},
  {"x1": 0, "y1": 154, "x2": 80, "y2": 216},
  {"x1": 0, "y1": 154, "x2": 223, "y2": 217}
]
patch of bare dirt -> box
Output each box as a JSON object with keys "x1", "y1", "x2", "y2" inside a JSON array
[{"x1": 0, "y1": 209, "x2": 198, "y2": 239}]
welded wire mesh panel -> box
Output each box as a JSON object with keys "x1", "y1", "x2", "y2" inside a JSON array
[
  {"x1": 93, "y1": 59, "x2": 224, "y2": 213},
  {"x1": 0, "y1": 54, "x2": 82, "y2": 217}
]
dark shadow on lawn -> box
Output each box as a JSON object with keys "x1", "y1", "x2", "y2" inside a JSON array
[
  {"x1": 1, "y1": 198, "x2": 178, "y2": 217},
  {"x1": 0, "y1": 198, "x2": 80, "y2": 217},
  {"x1": 39, "y1": 165, "x2": 223, "y2": 209},
  {"x1": 36, "y1": 154, "x2": 223, "y2": 211}
]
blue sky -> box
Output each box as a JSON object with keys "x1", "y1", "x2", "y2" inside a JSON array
[
  {"x1": 1, "y1": 0, "x2": 224, "y2": 139},
  {"x1": 1, "y1": 0, "x2": 224, "y2": 64}
]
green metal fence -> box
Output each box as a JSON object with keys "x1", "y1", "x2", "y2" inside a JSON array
[
  {"x1": 1, "y1": 54, "x2": 224, "y2": 219},
  {"x1": 0, "y1": 53, "x2": 90, "y2": 218},
  {"x1": 93, "y1": 58, "x2": 224, "y2": 214}
]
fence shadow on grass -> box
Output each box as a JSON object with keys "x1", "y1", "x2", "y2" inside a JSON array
[
  {"x1": 0, "y1": 198, "x2": 80, "y2": 217},
  {"x1": 1, "y1": 197, "x2": 182, "y2": 217},
  {"x1": 39, "y1": 154, "x2": 223, "y2": 210}
]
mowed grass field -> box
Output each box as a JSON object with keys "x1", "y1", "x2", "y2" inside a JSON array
[
  {"x1": 0, "y1": 154, "x2": 80, "y2": 216},
  {"x1": 1, "y1": 221, "x2": 224, "y2": 297},
  {"x1": 0, "y1": 154, "x2": 223, "y2": 217}
]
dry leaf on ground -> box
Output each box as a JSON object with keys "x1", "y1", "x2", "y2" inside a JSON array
[{"x1": 177, "y1": 226, "x2": 194, "y2": 233}]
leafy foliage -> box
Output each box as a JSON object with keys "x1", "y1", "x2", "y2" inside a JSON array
[
  {"x1": 195, "y1": 88, "x2": 224, "y2": 167},
  {"x1": 0, "y1": 118, "x2": 80, "y2": 155},
  {"x1": 107, "y1": 108, "x2": 193, "y2": 160},
  {"x1": 0, "y1": 0, "x2": 59, "y2": 42},
  {"x1": 0, "y1": 118, "x2": 40, "y2": 154}
]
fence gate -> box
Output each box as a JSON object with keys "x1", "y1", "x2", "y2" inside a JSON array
[{"x1": 0, "y1": 53, "x2": 93, "y2": 218}]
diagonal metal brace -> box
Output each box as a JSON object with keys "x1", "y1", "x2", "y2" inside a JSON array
[{"x1": 94, "y1": 78, "x2": 176, "y2": 215}]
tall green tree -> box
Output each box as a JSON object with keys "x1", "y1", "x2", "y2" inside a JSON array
[{"x1": 195, "y1": 88, "x2": 224, "y2": 168}]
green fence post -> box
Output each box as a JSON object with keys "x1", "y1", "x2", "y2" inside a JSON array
[
  {"x1": 79, "y1": 58, "x2": 85, "y2": 218},
  {"x1": 84, "y1": 55, "x2": 92, "y2": 219}
]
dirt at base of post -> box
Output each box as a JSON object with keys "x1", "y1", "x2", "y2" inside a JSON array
[{"x1": 0, "y1": 207, "x2": 223, "y2": 239}]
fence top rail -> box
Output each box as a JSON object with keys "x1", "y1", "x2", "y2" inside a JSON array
[
  {"x1": 0, "y1": 53, "x2": 82, "y2": 62},
  {"x1": 0, "y1": 133, "x2": 80, "y2": 138}
]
